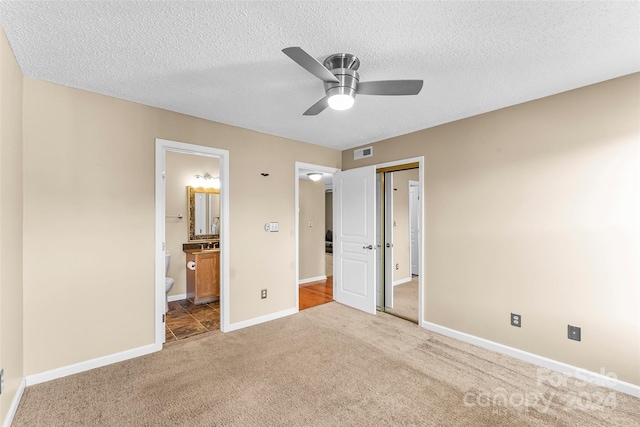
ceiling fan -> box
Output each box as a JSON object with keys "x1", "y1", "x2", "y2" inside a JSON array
[{"x1": 282, "y1": 46, "x2": 423, "y2": 116}]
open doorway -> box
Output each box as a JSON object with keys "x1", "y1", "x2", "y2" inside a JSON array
[
  {"x1": 164, "y1": 151, "x2": 221, "y2": 342},
  {"x1": 155, "y1": 139, "x2": 230, "y2": 348},
  {"x1": 295, "y1": 162, "x2": 339, "y2": 311}
]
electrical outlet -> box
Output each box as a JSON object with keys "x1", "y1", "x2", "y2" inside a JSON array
[
  {"x1": 395, "y1": 263, "x2": 399, "y2": 270},
  {"x1": 511, "y1": 313, "x2": 521, "y2": 327},
  {"x1": 568, "y1": 325, "x2": 581, "y2": 341},
  {"x1": 0, "y1": 368, "x2": 4, "y2": 395},
  {"x1": 261, "y1": 289, "x2": 267, "y2": 299}
]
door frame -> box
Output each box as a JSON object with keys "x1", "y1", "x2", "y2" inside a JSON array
[
  {"x1": 155, "y1": 138, "x2": 231, "y2": 346},
  {"x1": 294, "y1": 162, "x2": 340, "y2": 311}
]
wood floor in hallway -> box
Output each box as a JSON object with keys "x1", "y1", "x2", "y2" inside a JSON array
[{"x1": 299, "y1": 277, "x2": 333, "y2": 310}]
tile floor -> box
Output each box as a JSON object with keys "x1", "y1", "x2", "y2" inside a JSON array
[{"x1": 165, "y1": 299, "x2": 220, "y2": 342}]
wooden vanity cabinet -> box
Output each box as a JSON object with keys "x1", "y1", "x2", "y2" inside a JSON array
[{"x1": 185, "y1": 250, "x2": 220, "y2": 304}]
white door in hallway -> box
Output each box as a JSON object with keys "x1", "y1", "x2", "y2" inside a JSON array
[{"x1": 333, "y1": 166, "x2": 377, "y2": 314}]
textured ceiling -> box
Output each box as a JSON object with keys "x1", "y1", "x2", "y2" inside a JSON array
[{"x1": 1, "y1": 1, "x2": 638, "y2": 150}]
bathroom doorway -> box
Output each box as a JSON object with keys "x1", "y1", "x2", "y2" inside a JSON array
[
  {"x1": 155, "y1": 139, "x2": 230, "y2": 348},
  {"x1": 164, "y1": 151, "x2": 221, "y2": 342}
]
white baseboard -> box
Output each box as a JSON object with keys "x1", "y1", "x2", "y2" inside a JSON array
[
  {"x1": 2, "y1": 377, "x2": 26, "y2": 427},
  {"x1": 393, "y1": 277, "x2": 412, "y2": 287},
  {"x1": 224, "y1": 307, "x2": 298, "y2": 333},
  {"x1": 298, "y1": 275, "x2": 327, "y2": 285},
  {"x1": 168, "y1": 293, "x2": 187, "y2": 302},
  {"x1": 25, "y1": 342, "x2": 160, "y2": 386},
  {"x1": 421, "y1": 321, "x2": 640, "y2": 398}
]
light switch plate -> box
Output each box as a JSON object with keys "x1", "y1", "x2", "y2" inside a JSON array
[{"x1": 264, "y1": 222, "x2": 279, "y2": 232}]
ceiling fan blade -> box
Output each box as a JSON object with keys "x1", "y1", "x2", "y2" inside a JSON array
[
  {"x1": 303, "y1": 97, "x2": 329, "y2": 116},
  {"x1": 357, "y1": 80, "x2": 423, "y2": 96},
  {"x1": 282, "y1": 47, "x2": 339, "y2": 83}
]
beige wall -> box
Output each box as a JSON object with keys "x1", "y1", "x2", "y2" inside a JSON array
[
  {"x1": 299, "y1": 179, "x2": 325, "y2": 281},
  {"x1": 0, "y1": 27, "x2": 24, "y2": 423},
  {"x1": 165, "y1": 152, "x2": 220, "y2": 297},
  {"x1": 391, "y1": 169, "x2": 419, "y2": 282},
  {"x1": 22, "y1": 78, "x2": 341, "y2": 376},
  {"x1": 343, "y1": 73, "x2": 640, "y2": 385}
]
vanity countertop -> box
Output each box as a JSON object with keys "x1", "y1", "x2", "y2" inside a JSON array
[
  {"x1": 184, "y1": 248, "x2": 220, "y2": 255},
  {"x1": 183, "y1": 241, "x2": 219, "y2": 252}
]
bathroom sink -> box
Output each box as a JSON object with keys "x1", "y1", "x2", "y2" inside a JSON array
[{"x1": 194, "y1": 248, "x2": 219, "y2": 254}]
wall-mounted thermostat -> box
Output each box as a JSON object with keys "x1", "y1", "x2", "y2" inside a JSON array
[{"x1": 265, "y1": 222, "x2": 279, "y2": 232}]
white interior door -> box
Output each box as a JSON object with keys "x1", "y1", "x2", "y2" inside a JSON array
[{"x1": 333, "y1": 166, "x2": 377, "y2": 314}]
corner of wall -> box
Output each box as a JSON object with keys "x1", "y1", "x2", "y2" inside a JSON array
[{"x1": 0, "y1": 24, "x2": 25, "y2": 426}]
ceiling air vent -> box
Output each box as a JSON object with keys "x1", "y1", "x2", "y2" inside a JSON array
[{"x1": 354, "y1": 146, "x2": 373, "y2": 160}]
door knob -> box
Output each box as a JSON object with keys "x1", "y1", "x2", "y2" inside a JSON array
[
  {"x1": 386, "y1": 243, "x2": 394, "y2": 248},
  {"x1": 363, "y1": 244, "x2": 373, "y2": 250}
]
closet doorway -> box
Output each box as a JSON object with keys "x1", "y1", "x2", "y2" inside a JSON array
[{"x1": 377, "y1": 164, "x2": 420, "y2": 323}]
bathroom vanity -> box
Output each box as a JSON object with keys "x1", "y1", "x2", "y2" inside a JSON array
[
  {"x1": 184, "y1": 249, "x2": 220, "y2": 304},
  {"x1": 183, "y1": 185, "x2": 221, "y2": 304}
]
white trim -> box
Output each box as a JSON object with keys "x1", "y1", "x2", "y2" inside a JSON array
[
  {"x1": 25, "y1": 343, "x2": 159, "y2": 386},
  {"x1": 294, "y1": 162, "x2": 340, "y2": 312},
  {"x1": 2, "y1": 378, "x2": 26, "y2": 427},
  {"x1": 392, "y1": 277, "x2": 412, "y2": 287},
  {"x1": 168, "y1": 293, "x2": 187, "y2": 302},
  {"x1": 298, "y1": 275, "x2": 327, "y2": 285},
  {"x1": 421, "y1": 321, "x2": 640, "y2": 398},
  {"x1": 224, "y1": 308, "x2": 298, "y2": 333},
  {"x1": 155, "y1": 138, "x2": 231, "y2": 339}
]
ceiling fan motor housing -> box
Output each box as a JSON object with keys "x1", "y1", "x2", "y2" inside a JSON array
[{"x1": 323, "y1": 53, "x2": 360, "y2": 100}]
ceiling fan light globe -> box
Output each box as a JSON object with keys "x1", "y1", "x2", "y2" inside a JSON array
[{"x1": 328, "y1": 94, "x2": 355, "y2": 111}]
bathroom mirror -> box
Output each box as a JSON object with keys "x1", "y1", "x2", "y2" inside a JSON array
[{"x1": 187, "y1": 186, "x2": 220, "y2": 241}]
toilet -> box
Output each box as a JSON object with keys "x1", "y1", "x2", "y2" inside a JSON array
[{"x1": 165, "y1": 253, "x2": 175, "y2": 313}]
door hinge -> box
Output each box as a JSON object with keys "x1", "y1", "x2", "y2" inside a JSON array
[{"x1": 162, "y1": 314, "x2": 165, "y2": 323}]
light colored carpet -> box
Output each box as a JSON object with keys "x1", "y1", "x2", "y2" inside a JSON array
[
  {"x1": 385, "y1": 276, "x2": 419, "y2": 323},
  {"x1": 13, "y1": 302, "x2": 639, "y2": 426}
]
